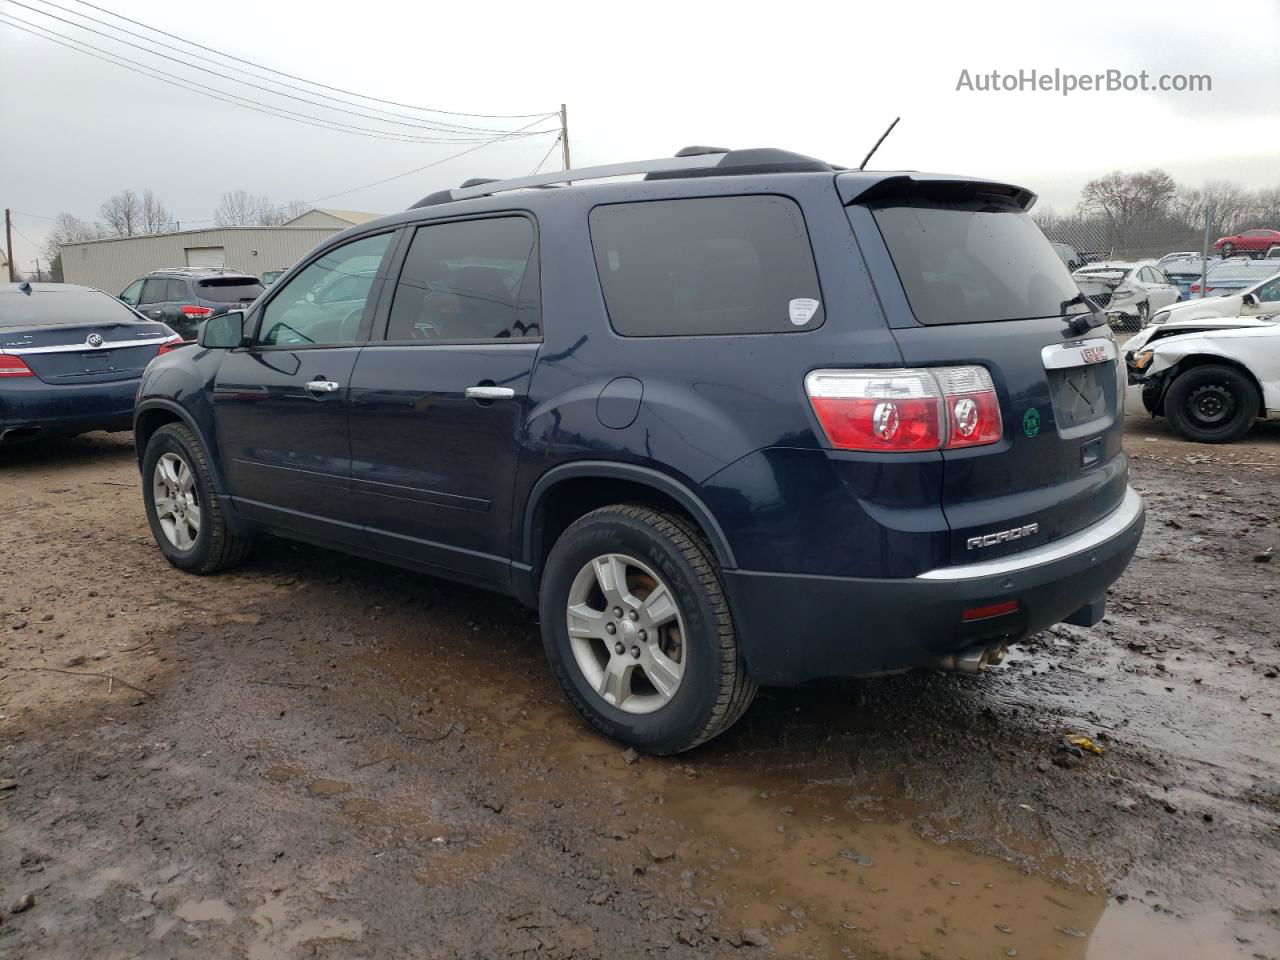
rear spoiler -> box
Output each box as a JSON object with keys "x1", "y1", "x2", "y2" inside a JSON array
[{"x1": 836, "y1": 172, "x2": 1036, "y2": 210}]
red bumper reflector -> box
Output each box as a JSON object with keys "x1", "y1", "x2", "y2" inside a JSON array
[{"x1": 962, "y1": 599, "x2": 1020, "y2": 622}]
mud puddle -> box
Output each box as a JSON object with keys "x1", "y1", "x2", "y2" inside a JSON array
[{"x1": 345, "y1": 618, "x2": 1257, "y2": 959}]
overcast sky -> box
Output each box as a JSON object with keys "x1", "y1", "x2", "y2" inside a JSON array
[{"x1": 1, "y1": 0, "x2": 1277, "y2": 273}]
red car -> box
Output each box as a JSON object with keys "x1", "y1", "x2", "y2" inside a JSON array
[{"x1": 1213, "y1": 228, "x2": 1280, "y2": 259}]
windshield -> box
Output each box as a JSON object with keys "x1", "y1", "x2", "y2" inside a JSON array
[
  {"x1": 197, "y1": 278, "x2": 265, "y2": 303},
  {"x1": 0, "y1": 288, "x2": 140, "y2": 326},
  {"x1": 869, "y1": 198, "x2": 1085, "y2": 324}
]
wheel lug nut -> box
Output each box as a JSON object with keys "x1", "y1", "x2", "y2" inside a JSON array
[
  {"x1": 614, "y1": 642, "x2": 625, "y2": 655},
  {"x1": 637, "y1": 629, "x2": 648, "y2": 642},
  {"x1": 613, "y1": 607, "x2": 623, "y2": 618},
  {"x1": 606, "y1": 622, "x2": 616, "y2": 635},
  {"x1": 628, "y1": 610, "x2": 639, "y2": 621},
  {"x1": 630, "y1": 646, "x2": 640, "y2": 659}
]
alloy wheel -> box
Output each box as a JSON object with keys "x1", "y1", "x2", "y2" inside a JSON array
[
  {"x1": 152, "y1": 452, "x2": 201, "y2": 550},
  {"x1": 565, "y1": 553, "x2": 686, "y2": 715}
]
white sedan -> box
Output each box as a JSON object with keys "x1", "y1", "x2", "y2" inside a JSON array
[
  {"x1": 1148, "y1": 269, "x2": 1280, "y2": 325},
  {"x1": 1126, "y1": 316, "x2": 1280, "y2": 443},
  {"x1": 1073, "y1": 261, "x2": 1182, "y2": 331}
]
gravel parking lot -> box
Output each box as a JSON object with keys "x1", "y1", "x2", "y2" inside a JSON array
[{"x1": 1, "y1": 406, "x2": 1278, "y2": 960}]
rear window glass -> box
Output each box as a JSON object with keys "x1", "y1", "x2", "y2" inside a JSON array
[
  {"x1": 197, "y1": 278, "x2": 265, "y2": 303},
  {"x1": 0, "y1": 288, "x2": 140, "y2": 326},
  {"x1": 1209, "y1": 262, "x2": 1278, "y2": 280},
  {"x1": 589, "y1": 196, "x2": 824, "y2": 337},
  {"x1": 870, "y1": 198, "x2": 1086, "y2": 324}
]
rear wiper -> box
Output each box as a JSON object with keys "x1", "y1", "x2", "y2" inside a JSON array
[{"x1": 1061, "y1": 292, "x2": 1107, "y2": 336}]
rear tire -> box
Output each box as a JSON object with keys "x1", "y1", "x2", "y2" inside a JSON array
[
  {"x1": 1164, "y1": 364, "x2": 1259, "y2": 444},
  {"x1": 142, "y1": 423, "x2": 254, "y2": 573},
  {"x1": 1221, "y1": 243, "x2": 1235, "y2": 258},
  {"x1": 539, "y1": 504, "x2": 756, "y2": 754}
]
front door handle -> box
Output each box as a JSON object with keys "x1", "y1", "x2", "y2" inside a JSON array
[
  {"x1": 305, "y1": 379, "x2": 341, "y2": 394},
  {"x1": 465, "y1": 385, "x2": 515, "y2": 401}
]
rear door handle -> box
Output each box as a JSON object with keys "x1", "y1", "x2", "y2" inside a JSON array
[
  {"x1": 465, "y1": 385, "x2": 515, "y2": 401},
  {"x1": 305, "y1": 379, "x2": 341, "y2": 394}
]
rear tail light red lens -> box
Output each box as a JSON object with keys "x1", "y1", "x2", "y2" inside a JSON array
[
  {"x1": 0, "y1": 354, "x2": 35, "y2": 377},
  {"x1": 805, "y1": 366, "x2": 1002, "y2": 453},
  {"x1": 181, "y1": 305, "x2": 213, "y2": 318},
  {"x1": 156, "y1": 335, "x2": 185, "y2": 355}
]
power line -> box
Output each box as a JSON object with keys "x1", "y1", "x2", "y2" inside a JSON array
[
  {"x1": 27, "y1": 0, "x2": 544, "y2": 136},
  {"x1": 529, "y1": 135, "x2": 564, "y2": 176},
  {"x1": 61, "y1": 0, "x2": 551, "y2": 120},
  {"x1": 6, "y1": 3, "x2": 554, "y2": 139},
  {"x1": 0, "y1": 14, "x2": 559, "y2": 145}
]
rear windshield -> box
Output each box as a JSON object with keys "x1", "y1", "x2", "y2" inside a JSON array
[
  {"x1": 0, "y1": 288, "x2": 139, "y2": 326},
  {"x1": 590, "y1": 195, "x2": 824, "y2": 336},
  {"x1": 870, "y1": 198, "x2": 1085, "y2": 324},
  {"x1": 197, "y1": 277, "x2": 265, "y2": 303}
]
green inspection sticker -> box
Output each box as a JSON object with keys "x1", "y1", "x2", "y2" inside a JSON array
[{"x1": 1022, "y1": 407, "x2": 1041, "y2": 438}]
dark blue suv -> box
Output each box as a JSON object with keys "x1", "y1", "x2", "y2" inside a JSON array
[{"x1": 133, "y1": 147, "x2": 1145, "y2": 754}]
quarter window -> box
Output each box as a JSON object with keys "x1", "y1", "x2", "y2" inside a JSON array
[
  {"x1": 258, "y1": 232, "x2": 393, "y2": 346},
  {"x1": 590, "y1": 196, "x2": 824, "y2": 336},
  {"x1": 385, "y1": 216, "x2": 540, "y2": 342}
]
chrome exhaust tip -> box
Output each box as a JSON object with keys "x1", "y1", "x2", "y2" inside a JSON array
[{"x1": 934, "y1": 642, "x2": 1008, "y2": 673}]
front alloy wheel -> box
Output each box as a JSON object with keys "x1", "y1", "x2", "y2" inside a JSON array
[
  {"x1": 566, "y1": 553, "x2": 686, "y2": 714},
  {"x1": 152, "y1": 452, "x2": 201, "y2": 550}
]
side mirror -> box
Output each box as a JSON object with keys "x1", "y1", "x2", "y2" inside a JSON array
[
  {"x1": 1242, "y1": 293, "x2": 1260, "y2": 308},
  {"x1": 199, "y1": 310, "x2": 246, "y2": 349}
]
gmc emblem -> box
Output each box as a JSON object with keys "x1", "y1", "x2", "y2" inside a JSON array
[
  {"x1": 1081, "y1": 345, "x2": 1108, "y2": 364},
  {"x1": 967, "y1": 523, "x2": 1039, "y2": 550}
]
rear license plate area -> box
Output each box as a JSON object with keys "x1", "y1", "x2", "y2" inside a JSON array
[
  {"x1": 1048, "y1": 363, "x2": 1109, "y2": 430},
  {"x1": 80, "y1": 352, "x2": 113, "y2": 373}
]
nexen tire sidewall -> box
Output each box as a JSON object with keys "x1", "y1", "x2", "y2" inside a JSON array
[{"x1": 540, "y1": 515, "x2": 722, "y2": 752}]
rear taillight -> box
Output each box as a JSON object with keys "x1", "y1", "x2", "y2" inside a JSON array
[
  {"x1": 805, "y1": 366, "x2": 1002, "y2": 453},
  {"x1": 0, "y1": 354, "x2": 34, "y2": 377},
  {"x1": 181, "y1": 305, "x2": 213, "y2": 318},
  {"x1": 156, "y1": 335, "x2": 185, "y2": 355}
]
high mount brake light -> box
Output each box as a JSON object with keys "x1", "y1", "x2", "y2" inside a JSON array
[
  {"x1": 0, "y1": 354, "x2": 35, "y2": 377},
  {"x1": 805, "y1": 366, "x2": 1002, "y2": 452}
]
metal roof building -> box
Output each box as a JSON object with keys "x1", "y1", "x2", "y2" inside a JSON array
[{"x1": 58, "y1": 209, "x2": 382, "y2": 295}]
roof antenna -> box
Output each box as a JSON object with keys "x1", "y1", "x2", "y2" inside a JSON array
[{"x1": 858, "y1": 117, "x2": 900, "y2": 171}]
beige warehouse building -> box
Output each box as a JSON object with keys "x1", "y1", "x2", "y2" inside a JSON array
[{"x1": 59, "y1": 209, "x2": 381, "y2": 295}]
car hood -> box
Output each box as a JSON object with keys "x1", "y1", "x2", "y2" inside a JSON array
[
  {"x1": 1153, "y1": 294, "x2": 1246, "y2": 323},
  {"x1": 1123, "y1": 314, "x2": 1276, "y2": 354}
]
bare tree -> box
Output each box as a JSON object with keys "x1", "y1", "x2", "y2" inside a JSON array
[
  {"x1": 1079, "y1": 169, "x2": 1177, "y2": 250},
  {"x1": 41, "y1": 212, "x2": 102, "y2": 283},
  {"x1": 99, "y1": 188, "x2": 142, "y2": 237},
  {"x1": 259, "y1": 199, "x2": 308, "y2": 226},
  {"x1": 215, "y1": 191, "x2": 307, "y2": 226},
  {"x1": 140, "y1": 189, "x2": 174, "y2": 234},
  {"x1": 1251, "y1": 187, "x2": 1280, "y2": 229}
]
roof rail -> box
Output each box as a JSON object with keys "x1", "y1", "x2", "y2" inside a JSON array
[{"x1": 411, "y1": 152, "x2": 730, "y2": 208}]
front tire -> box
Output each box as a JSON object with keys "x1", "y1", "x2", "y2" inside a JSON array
[
  {"x1": 1164, "y1": 364, "x2": 1259, "y2": 444},
  {"x1": 1221, "y1": 243, "x2": 1235, "y2": 258},
  {"x1": 1137, "y1": 301, "x2": 1150, "y2": 329},
  {"x1": 539, "y1": 504, "x2": 756, "y2": 754},
  {"x1": 142, "y1": 423, "x2": 254, "y2": 572}
]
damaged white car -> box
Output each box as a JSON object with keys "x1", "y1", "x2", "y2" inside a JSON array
[
  {"x1": 1147, "y1": 270, "x2": 1280, "y2": 325},
  {"x1": 1073, "y1": 261, "x2": 1181, "y2": 331},
  {"x1": 1126, "y1": 316, "x2": 1280, "y2": 443}
]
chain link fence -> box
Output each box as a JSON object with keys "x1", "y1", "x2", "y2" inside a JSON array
[{"x1": 1032, "y1": 213, "x2": 1209, "y2": 264}]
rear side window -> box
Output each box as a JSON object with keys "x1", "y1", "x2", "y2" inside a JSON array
[
  {"x1": 139, "y1": 278, "x2": 169, "y2": 304},
  {"x1": 590, "y1": 196, "x2": 824, "y2": 337},
  {"x1": 167, "y1": 279, "x2": 188, "y2": 302},
  {"x1": 197, "y1": 278, "x2": 265, "y2": 303},
  {"x1": 386, "y1": 216, "x2": 540, "y2": 342},
  {"x1": 870, "y1": 198, "x2": 1085, "y2": 324}
]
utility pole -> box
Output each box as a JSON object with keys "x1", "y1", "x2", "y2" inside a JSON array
[
  {"x1": 1200, "y1": 205, "x2": 1212, "y2": 299},
  {"x1": 33, "y1": 259, "x2": 43, "y2": 283},
  {"x1": 4, "y1": 209, "x2": 16, "y2": 282},
  {"x1": 559, "y1": 103, "x2": 572, "y2": 172}
]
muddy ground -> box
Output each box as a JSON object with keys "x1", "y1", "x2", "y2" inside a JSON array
[{"x1": 1, "y1": 404, "x2": 1278, "y2": 960}]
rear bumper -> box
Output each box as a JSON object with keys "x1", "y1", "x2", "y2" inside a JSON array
[
  {"x1": 0, "y1": 376, "x2": 139, "y2": 442},
  {"x1": 724, "y1": 488, "x2": 1145, "y2": 685}
]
